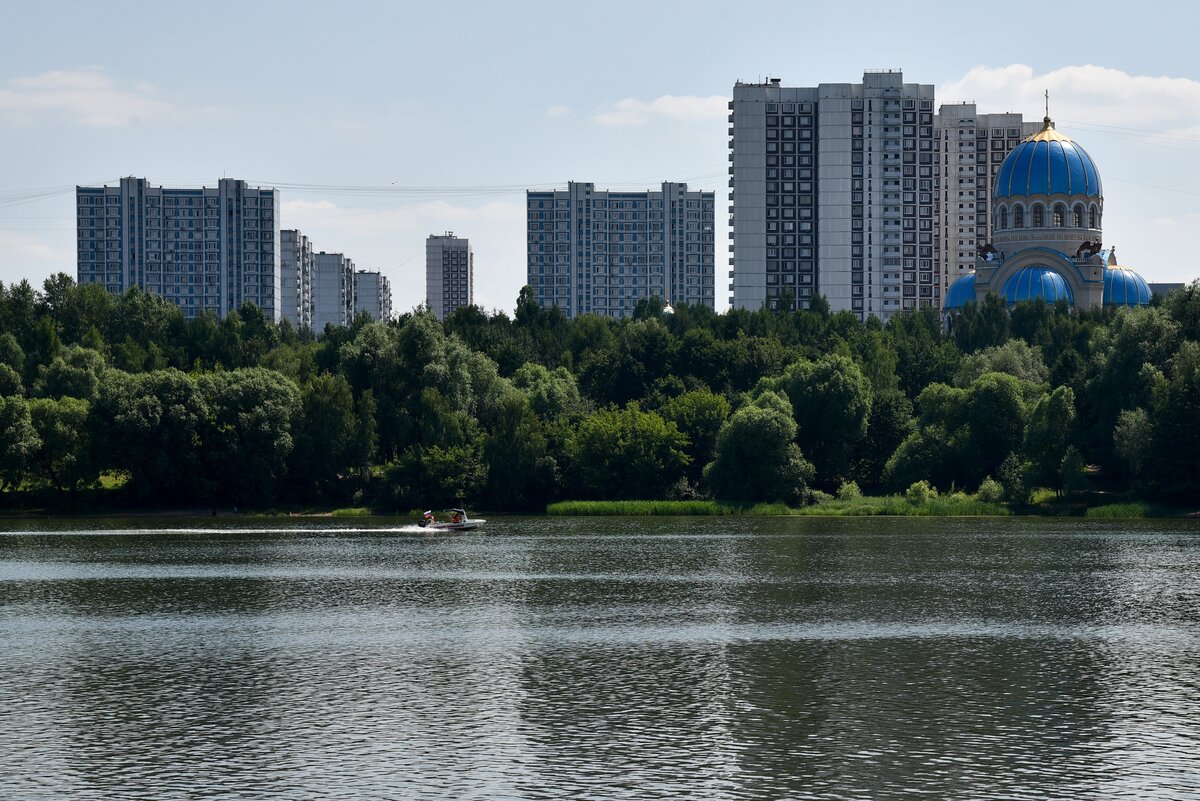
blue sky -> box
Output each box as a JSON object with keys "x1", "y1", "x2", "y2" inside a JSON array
[{"x1": 2, "y1": 0, "x2": 1198, "y2": 311}]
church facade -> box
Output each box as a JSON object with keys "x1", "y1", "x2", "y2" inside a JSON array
[{"x1": 944, "y1": 114, "x2": 1151, "y2": 312}]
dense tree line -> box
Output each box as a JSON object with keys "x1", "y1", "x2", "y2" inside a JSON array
[{"x1": 0, "y1": 275, "x2": 1197, "y2": 511}]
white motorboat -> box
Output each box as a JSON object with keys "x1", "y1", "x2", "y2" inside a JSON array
[{"x1": 418, "y1": 508, "x2": 485, "y2": 531}]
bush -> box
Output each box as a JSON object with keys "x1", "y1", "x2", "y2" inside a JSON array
[
  {"x1": 976, "y1": 476, "x2": 1004, "y2": 503},
  {"x1": 906, "y1": 480, "x2": 938, "y2": 505},
  {"x1": 837, "y1": 480, "x2": 863, "y2": 500},
  {"x1": 806, "y1": 488, "x2": 834, "y2": 505}
]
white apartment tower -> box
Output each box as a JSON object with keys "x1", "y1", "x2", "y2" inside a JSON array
[
  {"x1": 729, "y1": 71, "x2": 939, "y2": 320},
  {"x1": 76, "y1": 177, "x2": 281, "y2": 320},
  {"x1": 426, "y1": 233, "x2": 473, "y2": 321},
  {"x1": 935, "y1": 103, "x2": 1040, "y2": 299},
  {"x1": 526, "y1": 181, "x2": 715, "y2": 319},
  {"x1": 280, "y1": 229, "x2": 314, "y2": 329},
  {"x1": 312, "y1": 251, "x2": 355, "y2": 332},
  {"x1": 354, "y1": 270, "x2": 393, "y2": 321}
]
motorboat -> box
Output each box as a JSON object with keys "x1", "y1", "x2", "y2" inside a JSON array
[{"x1": 418, "y1": 508, "x2": 485, "y2": 531}]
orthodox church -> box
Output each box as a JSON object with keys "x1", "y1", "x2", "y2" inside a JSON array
[{"x1": 944, "y1": 108, "x2": 1151, "y2": 312}]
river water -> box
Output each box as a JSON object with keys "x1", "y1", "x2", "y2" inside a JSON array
[{"x1": 1, "y1": 516, "x2": 1199, "y2": 800}]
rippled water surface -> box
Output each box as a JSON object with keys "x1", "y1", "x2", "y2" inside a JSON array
[{"x1": 2, "y1": 516, "x2": 1200, "y2": 800}]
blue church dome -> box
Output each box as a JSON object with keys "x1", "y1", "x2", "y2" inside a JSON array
[
  {"x1": 943, "y1": 272, "x2": 976, "y2": 310},
  {"x1": 994, "y1": 119, "x2": 1102, "y2": 200},
  {"x1": 1002, "y1": 266, "x2": 1074, "y2": 305},
  {"x1": 1103, "y1": 266, "x2": 1152, "y2": 307}
]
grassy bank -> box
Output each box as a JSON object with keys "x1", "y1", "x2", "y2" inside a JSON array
[{"x1": 547, "y1": 496, "x2": 1008, "y2": 517}]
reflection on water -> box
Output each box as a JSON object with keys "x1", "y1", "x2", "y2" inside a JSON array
[{"x1": 2, "y1": 516, "x2": 1199, "y2": 800}]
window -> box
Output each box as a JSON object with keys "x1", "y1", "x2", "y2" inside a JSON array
[
  {"x1": 1073, "y1": 205, "x2": 1084, "y2": 228},
  {"x1": 1089, "y1": 205, "x2": 1098, "y2": 228},
  {"x1": 1032, "y1": 204, "x2": 1044, "y2": 227},
  {"x1": 1053, "y1": 204, "x2": 1066, "y2": 227},
  {"x1": 1014, "y1": 205, "x2": 1025, "y2": 228},
  {"x1": 999, "y1": 206, "x2": 1008, "y2": 229}
]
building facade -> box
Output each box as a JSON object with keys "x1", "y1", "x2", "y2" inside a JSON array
[
  {"x1": 729, "y1": 71, "x2": 938, "y2": 319},
  {"x1": 354, "y1": 269, "x2": 393, "y2": 321},
  {"x1": 76, "y1": 177, "x2": 281, "y2": 320},
  {"x1": 526, "y1": 181, "x2": 714, "y2": 319},
  {"x1": 312, "y1": 251, "x2": 355, "y2": 331},
  {"x1": 280, "y1": 229, "x2": 314, "y2": 329},
  {"x1": 935, "y1": 104, "x2": 1039, "y2": 300},
  {"x1": 426, "y1": 233, "x2": 473, "y2": 321}
]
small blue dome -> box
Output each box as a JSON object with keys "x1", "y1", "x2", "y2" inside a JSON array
[
  {"x1": 943, "y1": 272, "x2": 976, "y2": 310},
  {"x1": 994, "y1": 121, "x2": 1102, "y2": 200},
  {"x1": 1104, "y1": 267, "x2": 1151, "y2": 307},
  {"x1": 1002, "y1": 267, "x2": 1074, "y2": 305}
]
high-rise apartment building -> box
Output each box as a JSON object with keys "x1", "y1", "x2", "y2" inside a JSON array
[
  {"x1": 76, "y1": 177, "x2": 281, "y2": 320},
  {"x1": 426, "y1": 233, "x2": 473, "y2": 321},
  {"x1": 280, "y1": 229, "x2": 314, "y2": 329},
  {"x1": 312, "y1": 252, "x2": 355, "y2": 331},
  {"x1": 729, "y1": 71, "x2": 938, "y2": 320},
  {"x1": 526, "y1": 182, "x2": 715, "y2": 319},
  {"x1": 354, "y1": 269, "x2": 393, "y2": 321},
  {"x1": 935, "y1": 103, "x2": 1039, "y2": 300}
]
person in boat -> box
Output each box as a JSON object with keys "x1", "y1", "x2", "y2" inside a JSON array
[
  {"x1": 450, "y1": 510, "x2": 462, "y2": 524},
  {"x1": 423, "y1": 510, "x2": 435, "y2": 525}
]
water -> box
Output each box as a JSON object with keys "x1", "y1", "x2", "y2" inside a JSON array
[{"x1": 2, "y1": 516, "x2": 1199, "y2": 800}]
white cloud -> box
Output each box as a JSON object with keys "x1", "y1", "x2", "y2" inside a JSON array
[
  {"x1": 593, "y1": 94, "x2": 729, "y2": 126},
  {"x1": 546, "y1": 105, "x2": 570, "y2": 118},
  {"x1": 0, "y1": 68, "x2": 170, "y2": 127},
  {"x1": 941, "y1": 64, "x2": 1200, "y2": 129}
]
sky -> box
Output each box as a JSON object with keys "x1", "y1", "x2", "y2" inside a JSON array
[{"x1": 2, "y1": 0, "x2": 1198, "y2": 314}]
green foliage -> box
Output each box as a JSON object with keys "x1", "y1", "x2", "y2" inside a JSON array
[
  {"x1": 996, "y1": 453, "x2": 1030, "y2": 505},
  {"x1": 704, "y1": 391, "x2": 814, "y2": 503},
  {"x1": 0, "y1": 395, "x2": 40, "y2": 489},
  {"x1": 976, "y1": 476, "x2": 1004, "y2": 504},
  {"x1": 28, "y1": 397, "x2": 95, "y2": 491},
  {"x1": 837, "y1": 480, "x2": 862, "y2": 500},
  {"x1": 547, "y1": 500, "x2": 736, "y2": 516},
  {"x1": 0, "y1": 274, "x2": 1191, "y2": 514},
  {"x1": 764, "y1": 354, "x2": 872, "y2": 485},
  {"x1": 568, "y1": 403, "x2": 689, "y2": 499},
  {"x1": 906, "y1": 480, "x2": 938, "y2": 505},
  {"x1": 1086, "y1": 502, "x2": 1150, "y2": 518}
]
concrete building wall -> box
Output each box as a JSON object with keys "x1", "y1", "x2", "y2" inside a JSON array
[
  {"x1": 526, "y1": 181, "x2": 714, "y2": 319},
  {"x1": 312, "y1": 252, "x2": 354, "y2": 332},
  {"x1": 76, "y1": 177, "x2": 281, "y2": 321},
  {"x1": 280, "y1": 229, "x2": 313, "y2": 329},
  {"x1": 730, "y1": 71, "x2": 938, "y2": 321},
  {"x1": 354, "y1": 270, "x2": 392, "y2": 321},
  {"x1": 426, "y1": 233, "x2": 473, "y2": 321}
]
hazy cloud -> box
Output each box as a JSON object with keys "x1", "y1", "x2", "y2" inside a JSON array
[
  {"x1": 593, "y1": 94, "x2": 728, "y2": 126},
  {"x1": 0, "y1": 230, "x2": 65, "y2": 264},
  {"x1": 0, "y1": 68, "x2": 170, "y2": 127},
  {"x1": 546, "y1": 105, "x2": 570, "y2": 118},
  {"x1": 941, "y1": 64, "x2": 1200, "y2": 130}
]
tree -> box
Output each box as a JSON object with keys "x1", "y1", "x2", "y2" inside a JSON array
[
  {"x1": 0, "y1": 395, "x2": 39, "y2": 490},
  {"x1": 659, "y1": 389, "x2": 730, "y2": 485},
  {"x1": 511, "y1": 362, "x2": 588, "y2": 422},
  {"x1": 33, "y1": 345, "x2": 106, "y2": 400},
  {"x1": 197, "y1": 368, "x2": 302, "y2": 503},
  {"x1": 704, "y1": 391, "x2": 815, "y2": 503},
  {"x1": 91, "y1": 369, "x2": 208, "y2": 500},
  {"x1": 28, "y1": 397, "x2": 95, "y2": 491},
  {"x1": 568, "y1": 403, "x2": 689, "y2": 499},
  {"x1": 766, "y1": 354, "x2": 871, "y2": 485},
  {"x1": 1023, "y1": 386, "x2": 1076, "y2": 489},
  {"x1": 289, "y1": 374, "x2": 359, "y2": 501}
]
